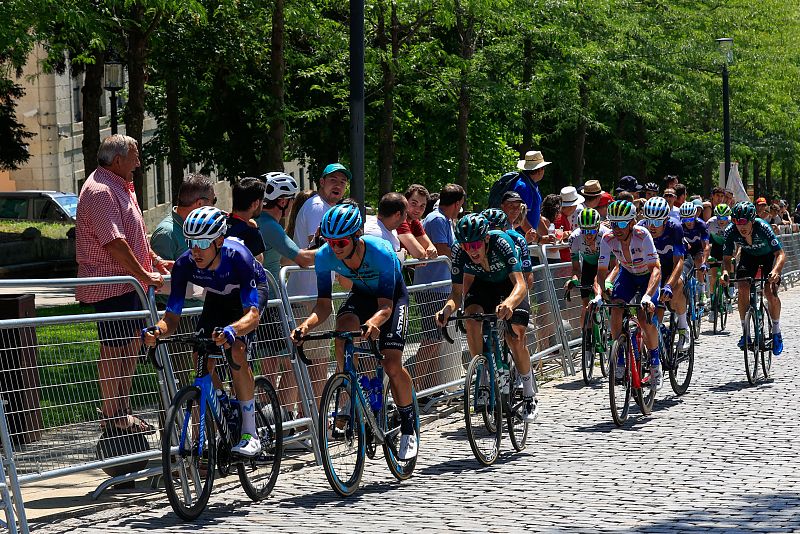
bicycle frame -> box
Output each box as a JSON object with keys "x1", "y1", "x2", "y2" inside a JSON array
[{"x1": 603, "y1": 303, "x2": 646, "y2": 388}]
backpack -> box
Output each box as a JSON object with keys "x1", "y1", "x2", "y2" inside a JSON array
[{"x1": 487, "y1": 171, "x2": 530, "y2": 208}]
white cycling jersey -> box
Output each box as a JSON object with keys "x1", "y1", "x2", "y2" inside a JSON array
[{"x1": 598, "y1": 225, "x2": 658, "y2": 275}]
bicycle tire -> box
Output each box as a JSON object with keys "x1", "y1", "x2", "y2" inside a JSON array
[
  {"x1": 669, "y1": 322, "x2": 694, "y2": 396},
  {"x1": 608, "y1": 335, "x2": 631, "y2": 427},
  {"x1": 382, "y1": 386, "x2": 420, "y2": 481},
  {"x1": 464, "y1": 355, "x2": 502, "y2": 465},
  {"x1": 743, "y1": 309, "x2": 760, "y2": 385},
  {"x1": 720, "y1": 294, "x2": 729, "y2": 331},
  {"x1": 506, "y1": 359, "x2": 530, "y2": 452},
  {"x1": 318, "y1": 373, "x2": 365, "y2": 497},
  {"x1": 598, "y1": 309, "x2": 610, "y2": 378},
  {"x1": 237, "y1": 376, "x2": 283, "y2": 502},
  {"x1": 161, "y1": 386, "x2": 216, "y2": 521},
  {"x1": 636, "y1": 346, "x2": 656, "y2": 416},
  {"x1": 760, "y1": 308, "x2": 773, "y2": 379},
  {"x1": 581, "y1": 313, "x2": 595, "y2": 385},
  {"x1": 711, "y1": 291, "x2": 720, "y2": 334}
]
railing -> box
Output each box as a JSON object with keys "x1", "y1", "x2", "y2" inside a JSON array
[{"x1": 0, "y1": 230, "x2": 799, "y2": 531}]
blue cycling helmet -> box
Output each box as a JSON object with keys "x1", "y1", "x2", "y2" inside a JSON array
[
  {"x1": 481, "y1": 208, "x2": 509, "y2": 230},
  {"x1": 320, "y1": 203, "x2": 362, "y2": 239},
  {"x1": 183, "y1": 207, "x2": 227, "y2": 240},
  {"x1": 642, "y1": 196, "x2": 670, "y2": 220},
  {"x1": 679, "y1": 201, "x2": 697, "y2": 218}
]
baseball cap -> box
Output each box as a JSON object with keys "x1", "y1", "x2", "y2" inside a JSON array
[
  {"x1": 756, "y1": 197, "x2": 767, "y2": 205},
  {"x1": 597, "y1": 192, "x2": 614, "y2": 208},
  {"x1": 501, "y1": 191, "x2": 523, "y2": 203},
  {"x1": 321, "y1": 163, "x2": 352, "y2": 181}
]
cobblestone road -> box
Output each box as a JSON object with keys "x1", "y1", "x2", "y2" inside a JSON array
[{"x1": 35, "y1": 288, "x2": 800, "y2": 533}]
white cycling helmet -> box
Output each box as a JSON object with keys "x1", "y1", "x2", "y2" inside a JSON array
[
  {"x1": 642, "y1": 196, "x2": 670, "y2": 220},
  {"x1": 679, "y1": 201, "x2": 697, "y2": 218},
  {"x1": 262, "y1": 172, "x2": 299, "y2": 201},
  {"x1": 183, "y1": 206, "x2": 227, "y2": 240}
]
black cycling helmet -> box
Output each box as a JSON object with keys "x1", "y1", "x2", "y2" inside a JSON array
[{"x1": 731, "y1": 201, "x2": 757, "y2": 222}]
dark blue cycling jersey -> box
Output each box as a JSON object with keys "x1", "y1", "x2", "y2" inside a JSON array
[
  {"x1": 451, "y1": 230, "x2": 521, "y2": 285},
  {"x1": 315, "y1": 234, "x2": 405, "y2": 300},
  {"x1": 722, "y1": 218, "x2": 782, "y2": 257},
  {"x1": 643, "y1": 218, "x2": 685, "y2": 275},
  {"x1": 682, "y1": 218, "x2": 709, "y2": 256},
  {"x1": 507, "y1": 228, "x2": 532, "y2": 273},
  {"x1": 167, "y1": 238, "x2": 268, "y2": 316}
]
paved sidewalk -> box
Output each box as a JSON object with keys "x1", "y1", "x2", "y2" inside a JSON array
[{"x1": 32, "y1": 288, "x2": 800, "y2": 533}]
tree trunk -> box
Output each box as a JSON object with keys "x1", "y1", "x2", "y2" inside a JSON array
[
  {"x1": 572, "y1": 80, "x2": 589, "y2": 184},
  {"x1": 376, "y1": 0, "x2": 397, "y2": 196},
  {"x1": 702, "y1": 162, "x2": 713, "y2": 194},
  {"x1": 741, "y1": 155, "x2": 749, "y2": 188},
  {"x1": 520, "y1": 34, "x2": 533, "y2": 156},
  {"x1": 613, "y1": 111, "x2": 626, "y2": 179},
  {"x1": 454, "y1": 0, "x2": 474, "y2": 189},
  {"x1": 166, "y1": 72, "x2": 183, "y2": 202},
  {"x1": 265, "y1": 0, "x2": 285, "y2": 171},
  {"x1": 81, "y1": 51, "x2": 104, "y2": 178},
  {"x1": 765, "y1": 153, "x2": 773, "y2": 198},
  {"x1": 753, "y1": 157, "x2": 760, "y2": 198},
  {"x1": 780, "y1": 164, "x2": 787, "y2": 198},
  {"x1": 124, "y1": 3, "x2": 150, "y2": 208},
  {"x1": 635, "y1": 116, "x2": 647, "y2": 181}
]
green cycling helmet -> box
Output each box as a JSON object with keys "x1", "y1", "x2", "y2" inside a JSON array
[
  {"x1": 607, "y1": 200, "x2": 636, "y2": 222},
  {"x1": 481, "y1": 208, "x2": 509, "y2": 230},
  {"x1": 456, "y1": 213, "x2": 490, "y2": 243},
  {"x1": 714, "y1": 203, "x2": 732, "y2": 217},
  {"x1": 578, "y1": 208, "x2": 601, "y2": 229},
  {"x1": 731, "y1": 201, "x2": 756, "y2": 222}
]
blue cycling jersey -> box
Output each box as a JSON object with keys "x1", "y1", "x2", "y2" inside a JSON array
[
  {"x1": 315, "y1": 234, "x2": 405, "y2": 299},
  {"x1": 506, "y1": 229, "x2": 532, "y2": 273},
  {"x1": 167, "y1": 238, "x2": 268, "y2": 316},
  {"x1": 641, "y1": 219, "x2": 685, "y2": 273},
  {"x1": 682, "y1": 218, "x2": 709, "y2": 255}
]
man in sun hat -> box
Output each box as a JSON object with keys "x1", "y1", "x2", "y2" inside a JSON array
[
  {"x1": 615, "y1": 176, "x2": 644, "y2": 199},
  {"x1": 579, "y1": 179, "x2": 603, "y2": 210},
  {"x1": 511, "y1": 150, "x2": 551, "y2": 238}
]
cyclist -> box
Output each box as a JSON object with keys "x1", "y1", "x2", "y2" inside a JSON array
[
  {"x1": 591, "y1": 201, "x2": 663, "y2": 388},
  {"x1": 680, "y1": 201, "x2": 711, "y2": 306},
  {"x1": 721, "y1": 201, "x2": 786, "y2": 355},
  {"x1": 640, "y1": 197, "x2": 691, "y2": 352},
  {"x1": 142, "y1": 207, "x2": 269, "y2": 457},
  {"x1": 564, "y1": 208, "x2": 608, "y2": 327},
  {"x1": 291, "y1": 203, "x2": 418, "y2": 460},
  {"x1": 482, "y1": 208, "x2": 533, "y2": 287},
  {"x1": 436, "y1": 213, "x2": 539, "y2": 423},
  {"x1": 706, "y1": 203, "x2": 732, "y2": 323}
]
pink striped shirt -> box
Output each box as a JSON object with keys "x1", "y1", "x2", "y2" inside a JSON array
[{"x1": 75, "y1": 166, "x2": 153, "y2": 303}]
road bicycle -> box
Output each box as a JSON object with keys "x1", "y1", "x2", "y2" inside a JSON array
[
  {"x1": 654, "y1": 302, "x2": 694, "y2": 396},
  {"x1": 149, "y1": 332, "x2": 282, "y2": 520},
  {"x1": 440, "y1": 311, "x2": 530, "y2": 465},
  {"x1": 707, "y1": 260, "x2": 731, "y2": 334},
  {"x1": 566, "y1": 285, "x2": 610, "y2": 384},
  {"x1": 295, "y1": 329, "x2": 419, "y2": 497},
  {"x1": 685, "y1": 266, "x2": 703, "y2": 340},
  {"x1": 726, "y1": 276, "x2": 774, "y2": 385}
]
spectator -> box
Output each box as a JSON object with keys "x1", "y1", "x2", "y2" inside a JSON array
[
  {"x1": 674, "y1": 184, "x2": 688, "y2": 210},
  {"x1": 399, "y1": 185, "x2": 438, "y2": 260},
  {"x1": 616, "y1": 191, "x2": 635, "y2": 202},
  {"x1": 596, "y1": 192, "x2": 613, "y2": 220},
  {"x1": 794, "y1": 203, "x2": 800, "y2": 225},
  {"x1": 511, "y1": 150, "x2": 551, "y2": 237},
  {"x1": 285, "y1": 190, "x2": 316, "y2": 244},
  {"x1": 615, "y1": 176, "x2": 643, "y2": 199},
  {"x1": 150, "y1": 173, "x2": 215, "y2": 308},
  {"x1": 711, "y1": 186, "x2": 726, "y2": 208},
  {"x1": 768, "y1": 203, "x2": 782, "y2": 226},
  {"x1": 500, "y1": 191, "x2": 525, "y2": 233},
  {"x1": 779, "y1": 200, "x2": 791, "y2": 224},
  {"x1": 579, "y1": 180, "x2": 603, "y2": 210},
  {"x1": 702, "y1": 200, "x2": 713, "y2": 222},
  {"x1": 643, "y1": 182, "x2": 659, "y2": 199},
  {"x1": 664, "y1": 174, "x2": 679, "y2": 191},
  {"x1": 540, "y1": 194, "x2": 563, "y2": 262},
  {"x1": 755, "y1": 197, "x2": 769, "y2": 220},
  {"x1": 423, "y1": 192, "x2": 439, "y2": 218},
  {"x1": 724, "y1": 189, "x2": 735, "y2": 206},
  {"x1": 554, "y1": 187, "x2": 583, "y2": 262},
  {"x1": 364, "y1": 192, "x2": 408, "y2": 256},
  {"x1": 76, "y1": 134, "x2": 167, "y2": 434},
  {"x1": 226, "y1": 177, "x2": 266, "y2": 263}
]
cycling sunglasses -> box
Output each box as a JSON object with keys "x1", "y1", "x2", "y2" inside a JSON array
[
  {"x1": 188, "y1": 238, "x2": 214, "y2": 250},
  {"x1": 681, "y1": 217, "x2": 696, "y2": 223},
  {"x1": 325, "y1": 237, "x2": 352, "y2": 248},
  {"x1": 733, "y1": 217, "x2": 751, "y2": 226},
  {"x1": 582, "y1": 228, "x2": 599, "y2": 235},
  {"x1": 462, "y1": 240, "x2": 484, "y2": 251},
  {"x1": 644, "y1": 218, "x2": 665, "y2": 228},
  {"x1": 611, "y1": 220, "x2": 632, "y2": 229}
]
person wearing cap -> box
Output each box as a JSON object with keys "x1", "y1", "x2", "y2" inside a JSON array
[
  {"x1": 643, "y1": 182, "x2": 659, "y2": 199},
  {"x1": 663, "y1": 188, "x2": 679, "y2": 222},
  {"x1": 511, "y1": 150, "x2": 551, "y2": 238},
  {"x1": 711, "y1": 186, "x2": 726, "y2": 209},
  {"x1": 596, "y1": 192, "x2": 614, "y2": 221},
  {"x1": 554, "y1": 186, "x2": 585, "y2": 262},
  {"x1": 615, "y1": 175, "x2": 643, "y2": 200},
  {"x1": 755, "y1": 197, "x2": 769, "y2": 220}
]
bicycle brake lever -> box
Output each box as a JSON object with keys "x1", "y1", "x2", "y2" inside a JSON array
[
  {"x1": 148, "y1": 345, "x2": 163, "y2": 370},
  {"x1": 437, "y1": 312, "x2": 455, "y2": 345}
]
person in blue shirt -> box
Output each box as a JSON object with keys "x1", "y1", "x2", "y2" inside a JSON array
[
  {"x1": 143, "y1": 207, "x2": 269, "y2": 458},
  {"x1": 679, "y1": 201, "x2": 711, "y2": 305},
  {"x1": 292, "y1": 203, "x2": 418, "y2": 461},
  {"x1": 512, "y1": 150, "x2": 550, "y2": 239}
]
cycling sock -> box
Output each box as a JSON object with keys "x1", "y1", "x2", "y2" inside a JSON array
[
  {"x1": 397, "y1": 404, "x2": 415, "y2": 435},
  {"x1": 772, "y1": 320, "x2": 781, "y2": 334},
  {"x1": 677, "y1": 313, "x2": 688, "y2": 329},
  {"x1": 241, "y1": 399, "x2": 256, "y2": 437},
  {"x1": 649, "y1": 348, "x2": 660, "y2": 367},
  {"x1": 700, "y1": 282, "x2": 706, "y2": 295},
  {"x1": 520, "y1": 370, "x2": 535, "y2": 397}
]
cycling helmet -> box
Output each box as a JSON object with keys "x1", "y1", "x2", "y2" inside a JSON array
[
  {"x1": 731, "y1": 201, "x2": 756, "y2": 222},
  {"x1": 481, "y1": 208, "x2": 508, "y2": 230},
  {"x1": 642, "y1": 196, "x2": 670, "y2": 220},
  {"x1": 578, "y1": 208, "x2": 601, "y2": 228},
  {"x1": 455, "y1": 213, "x2": 490, "y2": 242},
  {"x1": 261, "y1": 172, "x2": 299, "y2": 201},
  {"x1": 320, "y1": 203, "x2": 362, "y2": 239},
  {"x1": 607, "y1": 200, "x2": 636, "y2": 222},
  {"x1": 714, "y1": 203, "x2": 732, "y2": 217},
  {"x1": 679, "y1": 201, "x2": 697, "y2": 218},
  {"x1": 183, "y1": 207, "x2": 227, "y2": 240}
]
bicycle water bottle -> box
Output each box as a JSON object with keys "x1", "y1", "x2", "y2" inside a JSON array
[
  {"x1": 496, "y1": 355, "x2": 510, "y2": 395},
  {"x1": 369, "y1": 376, "x2": 383, "y2": 412}
]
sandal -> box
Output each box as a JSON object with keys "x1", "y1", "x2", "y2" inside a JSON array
[{"x1": 98, "y1": 409, "x2": 156, "y2": 435}]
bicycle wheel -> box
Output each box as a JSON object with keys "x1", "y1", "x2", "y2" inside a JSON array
[
  {"x1": 162, "y1": 386, "x2": 216, "y2": 521},
  {"x1": 237, "y1": 376, "x2": 283, "y2": 502},
  {"x1": 669, "y1": 323, "x2": 694, "y2": 396},
  {"x1": 719, "y1": 293, "x2": 729, "y2": 331},
  {"x1": 318, "y1": 373, "x2": 365, "y2": 497},
  {"x1": 743, "y1": 309, "x2": 760, "y2": 385},
  {"x1": 760, "y1": 309, "x2": 773, "y2": 380},
  {"x1": 382, "y1": 385, "x2": 420, "y2": 481},
  {"x1": 581, "y1": 313, "x2": 595, "y2": 385},
  {"x1": 505, "y1": 359, "x2": 530, "y2": 452},
  {"x1": 598, "y1": 310, "x2": 611, "y2": 378},
  {"x1": 711, "y1": 291, "x2": 721, "y2": 334},
  {"x1": 464, "y1": 355, "x2": 502, "y2": 465},
  {"x1": 689, "y1": 287, "x2": 701, "y2": 340},
  {"x1": 636, "y1": 348, "x2": 656, "y2": 416},
  {"x1": 608, "y1": 336, "x2": 631, "y2": 427}
]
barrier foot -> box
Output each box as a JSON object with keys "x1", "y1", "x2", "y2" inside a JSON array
[
  {"x1": 91, "y1": 466, "x2": 163, "y2": 500},
  {"x1": 422, "y1": 388, "x2": 463, "y2": 414}
]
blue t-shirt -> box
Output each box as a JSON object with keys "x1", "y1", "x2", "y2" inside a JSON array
[
  {"x1": 507, "y1": 228, "x2": 532, "y2": 273},
  {"x1": 413, "y1": 208, "x2": 454, "y2": 288},
  {"x1": 512, "y1": 174, "x2": 542, "y2": 230},
  {"x1": 257, "y1": 212, "x2": 301, "y2": 281},
  {"x1": 167, "y1": 238, "x2": 268, "y2": 316},
  {"x1": 682, "y1": 218, "x2": 709, "y2": 256},
  {"x1": 315, "y1": 235, "x2": 406, "y2": 300},
  {"x1": 641, "y1": 219, "x2": 685, "y2": 275}
]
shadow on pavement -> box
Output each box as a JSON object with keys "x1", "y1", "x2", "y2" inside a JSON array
[
  {"x1": 418, "y1": 450, "x2": 525, "y2": 477},
  {"x1": 710, "y1": 379, "x2": 774, "y2": 393},
  {"x1": 553, "y1": 379, "x2": 605, "y2": 392}
]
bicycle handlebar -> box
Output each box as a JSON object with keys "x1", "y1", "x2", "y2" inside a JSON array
[
  {"x1": 292, "y1": 328, "x2": 381, "y2": 365},
  {"x1": 145, "y1": 332, "x2": 220, "y2": 370},
  {"x1": 565, "y1": 283, "x2": 594, "y2": 302},
  {"x1": 437, "y1": 310, "x2": 517, "y2": 344}
]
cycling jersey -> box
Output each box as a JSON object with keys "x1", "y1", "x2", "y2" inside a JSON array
[
  {"x1": 641, "y1": 218, "x2": 685, "y2": 274},
  {"x1": 682, "y1": 218, "x2": 709, "y2": 256},
  {"x1": 722, "y1": 218, "x2": 782, "y2": 257},
  {"x1": 167, "y1": 238, "x2": 268, "y2": 316},
  {"x1": 507, "y1": 228, "x2": 532, "y2": 273},
  {"x1": 315, "y1": 234, "x2": 405, "y2": 300},
  {"x1": 705, "y1": 216, "x2": 730, "y2": 245},
  {"x1": 451, "y1": 230, "x2": 521, "y2": 285},
  {"x1": 568, "y1": 226, "x2": 609, "y2": 265},
  {"x1": 598, "y1": 226, "x2": 658, "y2": 275}
]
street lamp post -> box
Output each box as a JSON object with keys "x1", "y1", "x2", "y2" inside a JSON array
[
  {"x1": 716, "y1": 37, "x2": 733, "y2": 187},
  {"x1": 103, "y1": 57, "x2": 124, "y2": 135},
  {"x1": 350, "y1": 0, "x2": 365, "y2": 215}
]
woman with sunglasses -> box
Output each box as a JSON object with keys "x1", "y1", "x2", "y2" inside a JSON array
[
  {"x1": 680, "y1": 202, "x2": 711, "y2": 307},
  {"x1": 641, "y1": 197, "x2": 691, "y2": 353},
  {"x1": 706, "y1": 204, "x2": 733, "y2": 323},
  {"x1": 436, "y1": 213, "x2": 539, "y2": 423},
  {"x1": 143, "y1": 206, "x2": 270, "y2": 458},
  {"x1": 564, "y1": 208, "x2": 609, "y2": 328},
  {"x1": 721, "y1": 202, "x2": 786, "y2": 355},
  {"x1": 591, "y1": 200, "x2": 663, "y2": 388},
  {"x1": 291, "y1": 203, "x2": 419, "y2": 461}
]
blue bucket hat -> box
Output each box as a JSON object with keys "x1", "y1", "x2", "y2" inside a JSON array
[{"x1": 321, "y1": 163, "x2": 352, "y2": 181}]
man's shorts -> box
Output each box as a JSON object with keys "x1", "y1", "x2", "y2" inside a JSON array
[
  {"x1": 464, "y1": 278, "x2": 530, "y2": 327},
  {"x1": 612, "y1": 268, "x2": 660, "y2": 303},
  {"x1": 337, "y1": 289, "x2": 409, "y2": 352},
  {"x1": 195, "y1": 284, "x2": 269, "y2": 360},
  {"x1": 580, "y1": 263, "x2": 598, "y2": 299},
  {"x1": 709, "y1": 241, "x2": 724, "y2": 264},
  {"x1": 94, "y1": 291, "x2": 147, "y2": 348},
  {"x1": 659, "y1": 257, "x2": 692, "y2": 288},
  {"x1": 736, "y1": 253, "x2": 776, "y2": 281}
]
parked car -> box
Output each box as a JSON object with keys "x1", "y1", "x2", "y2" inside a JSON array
[{"x1": 0, "y1": 191, "x2": 77, "y2": 223}]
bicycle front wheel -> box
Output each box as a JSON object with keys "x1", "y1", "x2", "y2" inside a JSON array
[
  {"x1": 760, "y1": 310, "x2": 773, "y2": 380},
  {"x1": 382, "y1": 387, "x2": 420, "y2": 481},
  {"x1": 581, "y1": 314, "x2": 595, "y2": 385},
  {"x1": 669, "y1": 325, "x2": 694, "y2": 396},
  {"x1": 506, "y1": 359, "x2": 530, "y2": 452},
  {"x1": 743, "y1": 309, "x2": 760, "y2": 385},
  {"x1": 464, "y1": 355, "x2": 502, "y2": 465},
  {"x1": 238, "y1": 376, "x2": 283, "y2": 502},
  {"x1": 608, "y1": 336, "x2": 631, "y2": 427},
  {"x1": 318, "y1": 373, "x2": 365, "y2": 497},
  {"x1": 161, "y1": 386, "x2": 216, "y2": 521},
  {"x1": 597, "y1": 310, "x2": 611, "y2": 378}
]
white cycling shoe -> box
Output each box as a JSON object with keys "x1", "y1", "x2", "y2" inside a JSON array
[
  {"x1": 650, "y1": 365, "x2": 663, "y2": 391},
  {"x1": 398, "y1": 433, "x2": 418, "y2": 461},
  {"x1": 232, "y1": 433, "x2": 262, "y2": 457}
]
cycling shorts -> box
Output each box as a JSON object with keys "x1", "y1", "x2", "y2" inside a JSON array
[
  {"x1": 580, "y1": 263, "x2": 598, "y2": 299},
  {"x1": 709, "y1": 241, "x2": 724, "y2": 263},
  {"x1": 337, "y1": 288, "x2": 409, "y2": 352},
  {"x1": 94, "y1": 291, "x2": 147, "y2": 348},
  {"x1": 464, "y1": 277, "x2": 530, "y2": 327},
  {"x1": 611, "y1": 268, "x2": 660, "y2": 303},
  {"x1": 660, "y1": 257, "x2": 692, "y2": 287},
  {"x1": 195, "y1": 283, "x2": 269, "y2": 360},
  {"x1": 736, "y1": 252, "x2": 775, "y2": 281}
]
